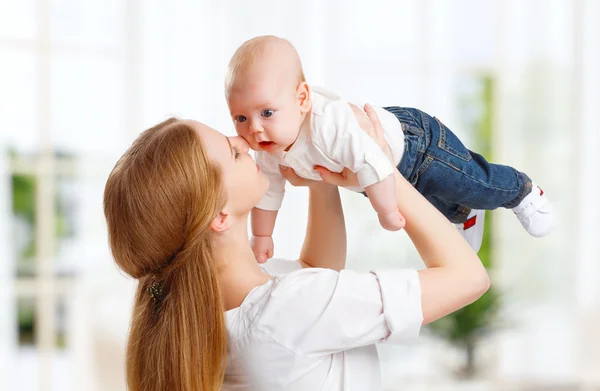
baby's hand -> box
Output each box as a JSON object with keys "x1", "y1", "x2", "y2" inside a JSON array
[
  {"x1": 378, "y1": 209, "x2": 406, "y2": 231},
  {"x1": 251, "y1": 235, "x2": 274, "y2": 264}
]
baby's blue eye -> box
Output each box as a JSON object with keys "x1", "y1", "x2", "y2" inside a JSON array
[
  {"x1": 262, "y1": 110, "x2": 274, "y2": 118},
  {"x1": 237, "y1": 115, "x2": 247, "y2": 123}
]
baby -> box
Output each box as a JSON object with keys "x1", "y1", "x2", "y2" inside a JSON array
[{"x1": 225, "y1": 35, "x2": 555, "y2": 263}]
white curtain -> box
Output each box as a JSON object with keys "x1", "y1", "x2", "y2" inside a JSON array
[
  {"x1": 0, "y1": 147, "x2": 15, "y2": 391},
  {"x1": 573, "y1": 0, "x2": 600, "y2": 384},
  {"x1": 491, "y1": 0, "x2": 599, "y2": 383}
]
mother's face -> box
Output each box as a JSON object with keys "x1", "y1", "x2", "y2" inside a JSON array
[{"x1": 192, "y1": 121, "x2": 269, "y2": 216}]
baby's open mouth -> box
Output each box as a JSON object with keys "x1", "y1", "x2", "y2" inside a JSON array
[{"x1": 259, "y1": 141, "x2": 275, "y2": 150}]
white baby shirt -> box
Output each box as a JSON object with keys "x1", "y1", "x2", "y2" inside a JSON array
[{"x1": 255, "y1": 87, "x2": 405, "y2": 211}]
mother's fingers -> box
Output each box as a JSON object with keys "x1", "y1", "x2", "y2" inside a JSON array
[
  {"x1": 363, "y1": 104, "x2": 384, "y2": 138},
  {"x1": 315, "y1": 166, "x2": 359, "y2": 188},
  {"x1": 349, "y1": 103, "x2": 375, "y2": 138},
  {"x1": 280, "y1": 165, "x2": 304, "y2": 186},
  {"x1": 363, "y1": 103, "x2": 394, "y2": 163},
  {"x1": 280, "y1": 165, "x2": 317, "y2": 187}
]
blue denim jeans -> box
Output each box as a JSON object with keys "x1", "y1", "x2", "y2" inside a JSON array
[{"x1": 384, "y1": 106, "x2": 533, "y2": 224}]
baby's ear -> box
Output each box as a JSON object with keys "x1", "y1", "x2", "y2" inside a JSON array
[{"x1": 297, "y1": 82, "x2": 311, "y2": 114}]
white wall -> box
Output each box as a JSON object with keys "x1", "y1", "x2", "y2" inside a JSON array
[{"x1": 574, "y1": 0, "x2": 600, "y2": 385}]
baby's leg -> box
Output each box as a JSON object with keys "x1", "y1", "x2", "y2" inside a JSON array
[
  {"x1": 401, "y1": 108, "x2": 554, "y2": 237},
  {"x1": 385, "y1": 106, "x2": 516, "y2": 219},
  {"x1": 423, "y1": 194, "x2": 473, "y2": 224},
  {"x1": 425, "y1": 195, "x2": 486, "y2": 252},
  {"x1": 416, "y1": 150, "x2": 532, "y2": 217}
]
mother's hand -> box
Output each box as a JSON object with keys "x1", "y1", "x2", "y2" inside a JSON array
[
  {"x1": 317, "y1": 104, "x2": 392, "y2": 187},
  {"x1": 348, "y1": 103, "x2": 394, "y2": 164},
  {"x1": 279, "y1": 165, "x2": 328, "y2": 187}
]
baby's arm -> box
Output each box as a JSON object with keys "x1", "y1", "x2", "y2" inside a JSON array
[
  {"x1": 315, "y1": 101, "x2": 404, "y2": 231},
  {"x1": 251, "y1": 208, "x2": 277, "y2": 263},
  {"x1": 252, "y1": 152, "x2": 287, "y2": 262},
  {"x1": 364, "y1": 175, "x2": 405, "y2": 231}
]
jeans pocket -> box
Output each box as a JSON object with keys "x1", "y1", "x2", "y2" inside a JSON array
[{"x1": 436, "y1": 117, "x2": 472, "y2": 162}]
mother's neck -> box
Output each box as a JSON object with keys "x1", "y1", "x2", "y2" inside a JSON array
[{"x1": 214, "y1": 219, "x2": 271, "y2": 311}]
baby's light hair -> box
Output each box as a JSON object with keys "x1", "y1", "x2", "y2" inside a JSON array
[{"x1": 225, "y1": 35, "x2": 306, "y2": 97}]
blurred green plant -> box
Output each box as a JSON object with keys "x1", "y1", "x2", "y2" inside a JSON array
[
  {"x1": 10, "y1": 149, "x2": 70, "y2": 270},
  {"x1": 9, "y1": 148, "x2": 71, "y2": 347},
  {"x1": 427, "y1": 75, "x2": 503, "y2": 378},
  {"x1": 12, "y1": 172, "x2": 37, "y2": 259},
  {"x1": 17, "y1": 298, "x2": 36, "y2": 345}
]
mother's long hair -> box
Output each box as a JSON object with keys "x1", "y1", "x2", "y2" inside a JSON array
[{"x1": 103, "y1": 118, "x2": 227, "y2": 391}]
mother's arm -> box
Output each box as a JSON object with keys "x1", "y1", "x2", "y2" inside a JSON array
[
  {"x1": 318, "y1": 105, "x2": 490, "y2": 325},
  {"x1": 280, "y1": 167, "x2": 346, "y2": 271},
  {"x1": 281, "y1": 104, "x2": 381, "y2": 272},
  {"x1": 301, "y1": 181, "x2": 346, "y2": 271}
]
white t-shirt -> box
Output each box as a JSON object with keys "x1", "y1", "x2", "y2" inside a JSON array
[
  {"x1": 255, "y1": 87, "x2": 406, "y2": 211},
  {"x1": 223, "y1": 259, "x2": 423, "y2": 391}
]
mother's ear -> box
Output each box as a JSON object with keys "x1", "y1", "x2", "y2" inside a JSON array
[{"x1": 210, "y1": 210, "x2": 232, "y2": 232}]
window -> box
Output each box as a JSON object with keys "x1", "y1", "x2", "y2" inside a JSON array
[{"x1": 1, "y1": 1, "x2": 131, "y2": 389}]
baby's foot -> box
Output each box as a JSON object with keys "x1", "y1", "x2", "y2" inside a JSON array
[
  {"x1": 512, "y1": 183, "x2": 555, "y2": 237},
  {"x1": 378, "y1": 210, "x2": 406, "y2": 231},
  {"x1": 455, "y1": 209, "x2": 485, "y2": 253}
]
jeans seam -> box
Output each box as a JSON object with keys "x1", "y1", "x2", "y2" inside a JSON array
[
  {"x1": 414, "y1": 155, "x2": 435, "y2": 184},
  {"x1": 449, "y1": 206, "x2": 471, "y2": 224},
  {"x1": 436, "y1": 117, "x2": 472, "y2": 162},
  {"x1": 386, "y1": 107, "x2": 422, "y2": 130},
  {"x1": 433, "y1": 157, "x2": 522, "y2": 193},
  {"x1": 502, "y1": 170, "x2": 532, "y2": 209},
  {"x1": 404, "y1": 108, "x2": 423, "y2": 125},
  {"x1": 401, "y1": 122, "x2": 423, "y2": 138}
]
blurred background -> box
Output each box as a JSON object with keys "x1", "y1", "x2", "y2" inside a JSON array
[{"x1": 1, "y1": 0, "x2": 599, "y2": 390}]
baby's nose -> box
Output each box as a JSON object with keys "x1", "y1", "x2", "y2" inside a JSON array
[{"x1": 249, "y1": 121, "x2": 263, "y2": 134}]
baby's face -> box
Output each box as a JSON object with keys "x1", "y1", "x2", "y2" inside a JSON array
[{"x1": 227, "y1": 74, "x2": 305, "y2": 154}]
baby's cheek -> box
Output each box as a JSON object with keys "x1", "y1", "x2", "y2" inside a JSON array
[{"x1": 283, "y1": 126, "x2": 298, "y2": 141}]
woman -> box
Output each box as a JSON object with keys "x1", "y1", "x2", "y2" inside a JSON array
[{"x1": 103, "y1": 106, "x2": 489, "y2": 391}]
